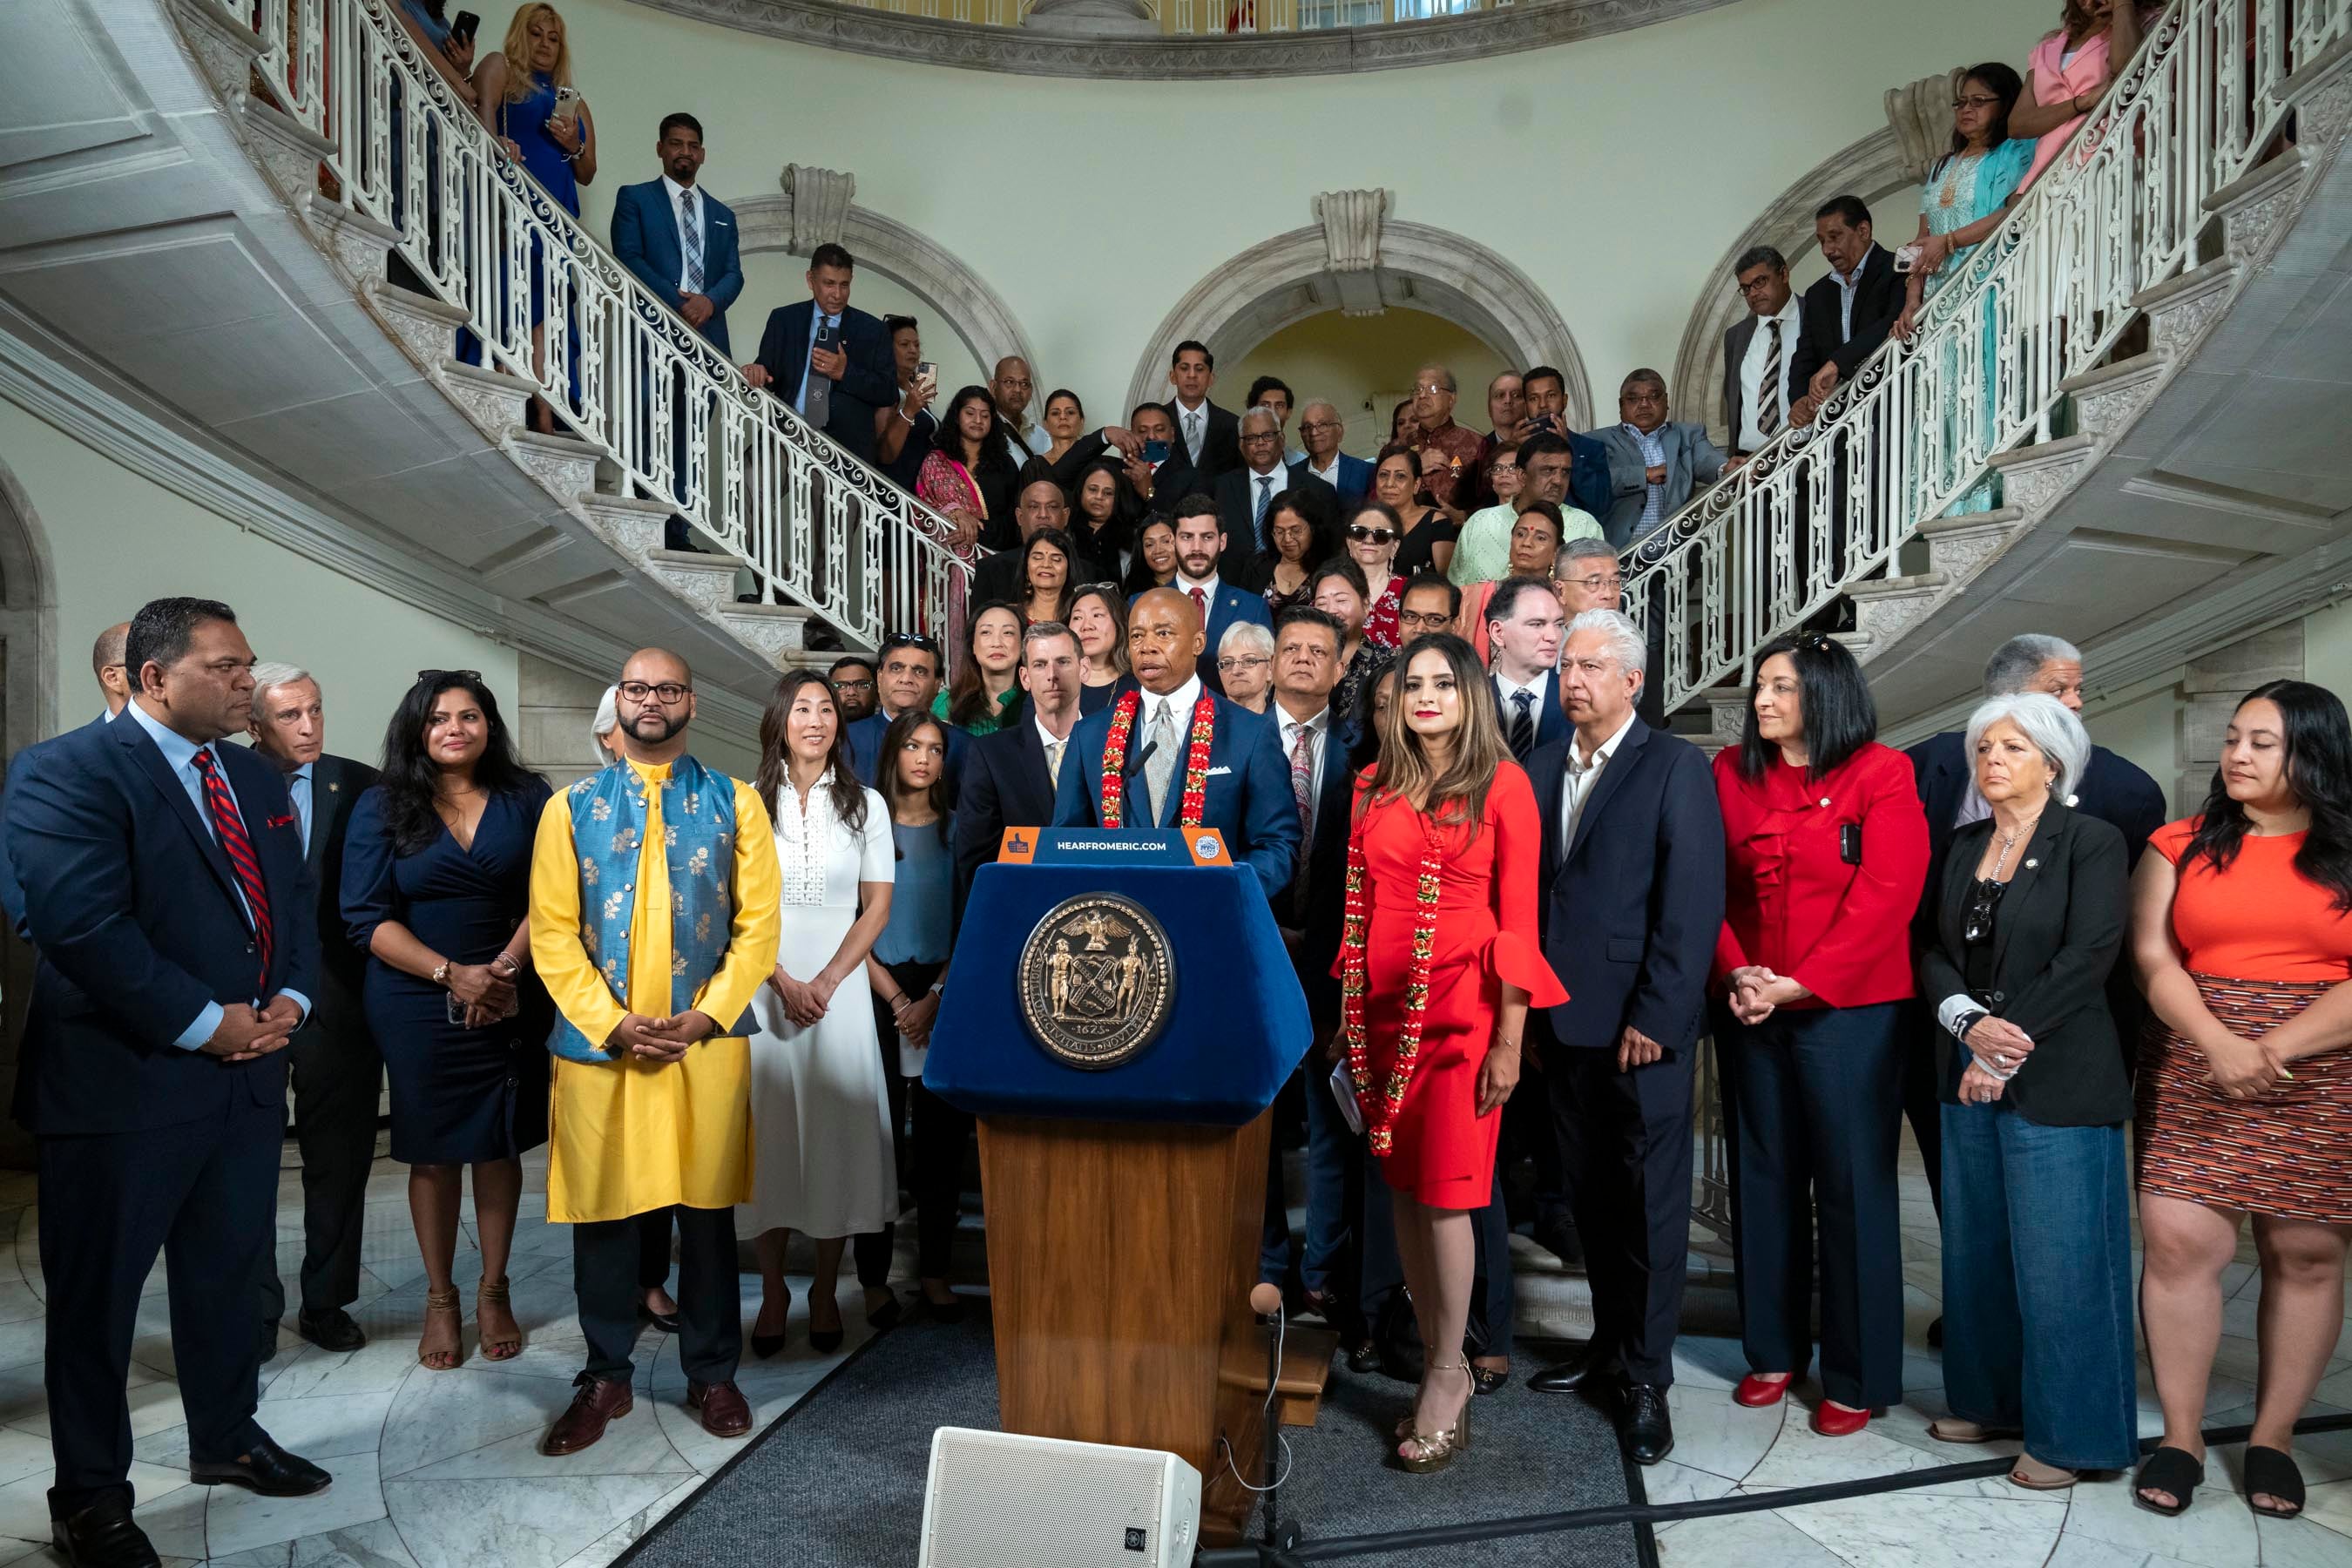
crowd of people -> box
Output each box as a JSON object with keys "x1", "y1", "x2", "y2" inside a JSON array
[{"x1": 10, "y1": 567, "x2": 2348, "y2": 1565}]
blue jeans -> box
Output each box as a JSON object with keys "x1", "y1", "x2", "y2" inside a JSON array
[{"x1": 1939, "y1": 1103, "x2": 2137, "y2": 1470}]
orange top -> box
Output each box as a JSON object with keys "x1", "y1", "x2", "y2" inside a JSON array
[{"x1": 2150, "y1": 818, "x2": 2352, "y2": 983}]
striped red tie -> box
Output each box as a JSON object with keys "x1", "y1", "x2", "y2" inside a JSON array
[{"x1": 192, "y1": 747, "x2": 274, "y2": 991}]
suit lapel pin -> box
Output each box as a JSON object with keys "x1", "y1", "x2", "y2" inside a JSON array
[
  {"x1": 1819, "y1": 796, "x2": 1832, "y2": 808},
  {"x1": 328, "y1": 781, "x2": 339, "y2": 793},
  {"x1": 2024, "y1": 858, "x2": 2038, "y2": 869}
]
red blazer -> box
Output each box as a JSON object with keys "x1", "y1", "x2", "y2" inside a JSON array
[{"x1": 1712, "y1": 741, "x2": 1929, "y2": 1010}]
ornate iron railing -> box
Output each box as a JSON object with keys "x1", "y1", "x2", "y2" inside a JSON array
[
  {"x1": 1626, "y1": 0, "x2": 2348, "y2": 714},
  {"x1": 203, "y1": 0, "x2": 970, "y2": 652}
]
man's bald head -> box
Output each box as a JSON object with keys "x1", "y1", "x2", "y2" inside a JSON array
[
  {"x1": 990, "y1": 356, "x2": 1035, "y2": 423},
  {"x1": 1127, "y1": 587, "x2": 1204, "y2": 696},
  {"x1": 91, "y1": 621, "x2": 132, "y2": 714},
  {"x1": 615, "y1": 647, "x2": 695, "y2": 758}
]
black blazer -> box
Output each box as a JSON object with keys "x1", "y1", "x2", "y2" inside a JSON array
[
  {"x1": 1720, "y1": 300, "x2": 1804, "y2": 454},
  {"x1": 1787, "y1": 245, "x2": 1903, "y2": 391},
  {"x1": 1213, "y1": 463, "x2": 1339, "y2": 558},
  {"x1": 295, "y1": 752, "x2": 380, "y2": 1050},
  {"x1": 951, "y1": 718, "x2": 1061, "y2": 921},
  {"x1": 3, "y1": 713, "x2": 319, "y2": 1135},
  {"x1": 1170, "y1": 399, "x2": 1241, "y2": 482},
  {"x1": 1915, "y1": 804, "x2": 2132, "y2": 1125},
  {"x1": 1907, "y1": 729, "x2": 2168, "y2": 898},
  {"x1": 1526, "y1": 721, "x2": 1725, "y2": 1052},
  {"x1": 751, "y1": 301, "x2": 898, "y2": 461},
  {"x1": 1281, "y1": 712, "x2": 1358, "y2": 1032}
]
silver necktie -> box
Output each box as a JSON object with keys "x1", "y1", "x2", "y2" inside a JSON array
[{"x1": 1143, "y1": 700, "x2": 1179, "y2": 826}]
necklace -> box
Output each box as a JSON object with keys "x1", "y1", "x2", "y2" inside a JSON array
[{"x1": 1990, "y1": 809, "x2": 2044, "y2": 877}]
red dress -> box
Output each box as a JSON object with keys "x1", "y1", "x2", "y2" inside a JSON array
[{"x1": 1351, "y1": 764, "x2": 1566, "y2": 1208}]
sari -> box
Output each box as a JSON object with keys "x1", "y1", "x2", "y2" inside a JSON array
[{"x1": 1919, "y1": 138, "x2": 2036, "y2": 516}]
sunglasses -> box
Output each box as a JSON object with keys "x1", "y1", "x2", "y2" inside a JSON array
[
  {"x1": 882, "y1": 632, "x2": 940, "y2": 652},
  {"x1": 1347, "y1": 525, "x2": 1398, "y2": 545},
  {"x1": 416, "y1": 668, "x2": 483, "y2": 684}
]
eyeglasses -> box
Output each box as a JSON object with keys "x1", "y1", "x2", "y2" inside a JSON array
[
  {"x1": 1300, "y1": 420, "x2": 1344, "y2": 435},
  {"x1": 416, "y1": 668, "x2": 482, "y2": 684},
  {"x1": 1399, "y1": 610, "x2": 1454, "y2": 632},
  {"x1": 1238, "y1": 430, "x2": 1282, "y2": 446},
  {"x1": 1952, "y1": 94, "x2": 2003, "y2": 111},
  {"x1": 618, "y1": 680, "x2": 692, "y2": 705},
  {"x1": 1558, "y1": 572, "x2": 1624, "y2": 592},
  {"x1": 1347, "y1": 525, "x2": 1398, "y2": 545},
  {"x1": 830, "y1": 678, "x2": 875, "y2": 693},
  {"x1": 1072, "y1": 581, "x2": 1121, "y2": 596},
  {"x1": 1217, "y1": 655, "x2": 1272, "y2": 672},
  {"x1": 1489, "y1": 462, "x2": 1520, "y2": 476},
  {"x1": 1736, "y1": 274, "x2": 1783, "y2": 296}
]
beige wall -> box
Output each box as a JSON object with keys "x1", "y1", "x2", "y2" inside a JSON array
[
  {"x1": 555, "y1": 0, "x2": 2051, "y2": 428},
  {"x1": 0, "y1": 394, "x2": 521, "y2": 765},
  {"x1": 1225, "y1": 309, "x2": 1507, "y2": 458}
]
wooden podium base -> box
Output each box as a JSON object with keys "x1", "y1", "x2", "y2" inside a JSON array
[{"x1": 978, "y1": 1108, "x2": 1333, "y2": 1546}]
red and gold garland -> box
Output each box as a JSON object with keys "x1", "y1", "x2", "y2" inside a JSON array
[
  {"x1": 1099, "y1": 690, "x2": 1218, "y2": 828},
  {"x1": 1339, "y1": 812, "x2": 1445, "y2": 1156}
]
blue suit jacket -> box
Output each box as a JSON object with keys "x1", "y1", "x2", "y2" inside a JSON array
[
  {"x1": 2, "y1": 712, "x2": 319, "y2": 1134},
  {"x1": 1051, "y1": 687, "x2": 1301, "y2": 903},
  {"x1": 1315, "y1": 452, "x2": 1375, "y2": 510},
  {"x1": 752, "y1": 301, "x2": 898, "y2": 461},
  {"x1": 1526, "y1": 721, "x2": 1725, "y2": 1052},
  {"x1": 610, "y1": 179, "x2": 744, "y2": 356}
]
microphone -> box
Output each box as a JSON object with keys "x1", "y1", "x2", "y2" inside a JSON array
[
  {"x1": 1123, "y1": 738, "x2": 1159, "y2": 780},
  {"x1": 1248, "y1": 1282, "x2": 1282, "y2": 1317}
]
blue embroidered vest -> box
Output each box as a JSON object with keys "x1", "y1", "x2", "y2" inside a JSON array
[{"x1": 548, "y1": 754, "x2": 756, "y2": 1064}]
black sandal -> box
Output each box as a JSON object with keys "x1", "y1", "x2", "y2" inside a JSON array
[
  {"x1": 2244, "y1": 1445, "x2": 2305, "y2": 1518},
  {"x1": 2132, "y1": 1446, "x2": 2205, "y2": 1517}
]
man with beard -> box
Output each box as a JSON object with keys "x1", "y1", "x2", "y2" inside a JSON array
[
  {"x1": 827, "y1": 655, "x2": 879, "y2": 723},
  {"x1": 531, "y1": 648, "x2": 782, "y2": 1457}
]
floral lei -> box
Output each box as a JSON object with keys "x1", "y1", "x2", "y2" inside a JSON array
[
  {"x1": 1339, "y1": 806, "x2": 1444, "y2": 1156},
  {"x1": 1099, "y1": 689, "x2": 1217, "y2": 828}
]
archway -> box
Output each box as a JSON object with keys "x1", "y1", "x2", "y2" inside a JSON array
[
  {"x1": 1668, "y1": 125, "x2": 1923, "y2": 445},
  {"x1": 730, "y1": 192, "x2": 1044, "y2": 409},
  {"x1": 1126, "y1": 219, "x2": 1593, "y2": 432},
  {"x1": 0, "y1": 457, "x2": 56, "y2": 1169}
]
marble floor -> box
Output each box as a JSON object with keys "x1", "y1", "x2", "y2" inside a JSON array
[{"x1": 0, "y1": 1139, "x2": 2342, "y2": 1568}]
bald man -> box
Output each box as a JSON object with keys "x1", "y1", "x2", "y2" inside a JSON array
[
  {"x1": 531, "y1": 647, "x2": 781, "y2": 1456},
  {"x1": 1051, "y1": 588, "x2": 1300, "y2": 902},
  {"x1": 92, "y1": 622, "x2": 133, "y2": 721}
]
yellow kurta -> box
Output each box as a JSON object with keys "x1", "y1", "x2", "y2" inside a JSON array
[{"x1": 530, "y1": 760, "x2": 781, "y2": 1224}]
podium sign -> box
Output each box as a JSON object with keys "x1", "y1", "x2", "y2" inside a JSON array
[{"x1": 923, "y1": 831, "x2": 1316, "y2": 1545}]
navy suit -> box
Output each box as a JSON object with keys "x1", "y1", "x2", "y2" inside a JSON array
[
  {"x1": 951, "y1": 718, "x2": 1060, "y2": 923},
  {"x1": 1304, "y1": 452, "x2": 1375, "y2": 510},
  {"x1": 847, "y1": 708, "x2": 969, "y2": 799},
  {"x1": 751, "y1": 301, "x2": 897, "y2": 461},
  {"x1": 1900, "y1": 728, "x2": 2167, "y2": 1212},
  {"x1": 1526, "y1": 720, "x2": 1725, "y2": 1384},
  {"x1": 3, "y1": 710, "x2": 320, "y2": 1511},
  {"x1": 1170, "y1": 399, "x2": 1242, "y2": 483},
  {"x1": 1495, "y1": 668, "x2": 1571, "y2": 759},
  {"x1": 610, "y1": 179, "x2": 743, "y2": 355},
  {"x1": 1051, "y1": 686, "x2": 1300, "y2": 903}
]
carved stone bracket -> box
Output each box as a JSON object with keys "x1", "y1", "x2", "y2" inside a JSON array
[
  {"x1": 1883, "y1": 69, "x2": 1965, "y2": 183},
  {"x1": 783, "y1": 164, "x2": 856, "y2": 255},
  {"x1": 1314, "y1": 189, "x2": 1389, "y2": 317},
  {"x1": 1020, "y1": 0, "x2": 1157, "y2": 37}
]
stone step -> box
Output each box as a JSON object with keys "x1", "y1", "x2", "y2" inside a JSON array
[
  {"x1": 2205, "y1": 143, "x2": 2310, "y2": 263},
  {"x1": 1985, "y1": 433, "x2": 2097, "y2": 520},
  {"x1": 644, "y1": 546, "x2": 755, "y2": 616},
  {"x1": 2056, "y1": 352, "x2": 2167, "y2": 441},
  {"x1": 228, "y1": 88, "x2": 333, "y2": 205},
  {"x1": 575, "y1": 492, "x2": 676, "y2": 559},
  {"x1": 1916, "y1": 505, "x2": 2027, "y2": 582},
  {"x1": 296, "y1": 193, "x2": 402, "y2": 281},
  {"x1": 717, "y1": 600, "x2": 818, "y2": 664},
  {"x1": 365, "y1": 278, "x2": 470, "y2": 368},
  {"x1": 2132, "y1": 256, "x2": 2242, "y2": 360},
  {"x1": 504, "y1": 426, "x2": 603, "y2": 504},
  {"x1": 436, "y1": 359, "x2": 536, "y2": 439},
  {"x1": 1845, "y1": 571, "x2": 1951, "y2": 649}
]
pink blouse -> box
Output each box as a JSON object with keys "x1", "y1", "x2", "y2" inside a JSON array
[{"x1": 2021, "y1": 29, "x2": 2112, "y2": 191}]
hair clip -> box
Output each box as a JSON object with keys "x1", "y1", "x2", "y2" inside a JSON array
[{"x1": 1797, "y1": 633, "x2": 1836, "y2": 655}]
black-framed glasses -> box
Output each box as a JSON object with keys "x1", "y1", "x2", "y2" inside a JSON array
[
  {"x1": 1347, "y1": 525, "x2": 1398, "y2": 545},
  {"x1": 829, "y1": 677, "x2": 875, "y2": 693},
  {"x1": 416, "y1": 668, "x2": 482, "y2": 684},
  {"x1": 1399, "y1": 609, "x2": 1454, "y2": 631},
  {"x1": 1239, "y1": 430, "x2": 1283, "y2": 446},
  {"x1": 1952, "y1": 94, "x2": 2002, "y2": 111},
  {"x1": 618, "y1": 680, "x2": 692, "y2": 705}
]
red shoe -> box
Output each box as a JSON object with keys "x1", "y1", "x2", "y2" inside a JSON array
[
  {"x1": 1810, "y1": 1399, "x2": 1872, "y2": 1436},
  {"x1": 1734, "y1": 1373, "x2": 1793, "y2": 1408}
]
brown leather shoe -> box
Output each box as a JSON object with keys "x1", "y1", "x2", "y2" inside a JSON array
[
  {"x1": 686, "y1": 1379, "x2": 753, "y2": 1438},
  {"x1": 542, "y1": 1374, "x2": 632, "y2": 1456}
]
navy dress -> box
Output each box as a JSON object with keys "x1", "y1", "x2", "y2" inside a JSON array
[{"x1": 341, "y1": 782, "x2": 554, "y2": 1164}]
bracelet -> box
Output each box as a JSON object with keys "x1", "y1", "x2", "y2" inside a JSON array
[
  {"x1": 1493, "y1": 1037, "x2": 1520, "y2": 1052},
  {"x1": 889, "y1": 992, "x2": 911, "y2": 1012}
]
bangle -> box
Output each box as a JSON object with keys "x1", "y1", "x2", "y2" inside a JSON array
[{"x1": 889, "y1": 992, "x2": 910, "y2": 1012}]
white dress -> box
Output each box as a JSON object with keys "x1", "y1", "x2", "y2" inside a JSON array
[{"x1": 737, "y1": 775, "x2": 899, "y2": 1240}]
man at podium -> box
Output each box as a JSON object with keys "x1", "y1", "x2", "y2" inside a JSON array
[{"x1": 1051, "y1": 587, "x2": 1300, "y2": 902}]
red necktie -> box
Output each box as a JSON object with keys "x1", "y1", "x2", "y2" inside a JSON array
[
  {"x1": 193, "y1": 748, "x2": 274, "y2": 991},
  {"x1": 1190, "y1": 585, "x2": 1208, "y2": 620}
]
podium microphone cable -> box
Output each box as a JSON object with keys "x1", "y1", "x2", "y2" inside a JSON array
[{"x1": 1195, "y1": 1409, "x2": 2352, "y2": 1567}]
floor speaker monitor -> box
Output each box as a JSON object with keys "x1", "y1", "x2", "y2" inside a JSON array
[{"x1": 918, "y1": 1426, "x2": 1202, "y2": 1568}]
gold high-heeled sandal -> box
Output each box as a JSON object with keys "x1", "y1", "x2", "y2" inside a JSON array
[
  {"x1": 476, "y1": 1277, "x2": 523, "y2": 1362},
  {"x1": 1395, "y1": 1360, "x2": 1472, "y2": 1473},
  {"x1": 418, "y1": 1287, "x2": 464, "y2": 1370}
]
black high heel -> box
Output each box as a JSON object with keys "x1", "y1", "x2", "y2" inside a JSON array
[{"x1": 751, "y1": 1288, "x2": 790, "y2": 1359}]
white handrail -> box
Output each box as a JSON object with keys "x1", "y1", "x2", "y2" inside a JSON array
[
  {"x1": 201, "y1": 0, "x2": 970, "y2": 654},
  {"x1": 1625, "y1": 0, "x2": 2347, "y2": 713}
]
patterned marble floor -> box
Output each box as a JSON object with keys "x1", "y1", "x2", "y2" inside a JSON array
[{"x1": 0, "y1": 1139, "x2": 2341, "y2": 1568}]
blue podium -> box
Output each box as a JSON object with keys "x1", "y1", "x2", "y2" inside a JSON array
[{"x1": 925, "y1": 831, "x2": 1318, "y2": 1544}]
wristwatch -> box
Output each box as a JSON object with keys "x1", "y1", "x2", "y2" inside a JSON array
[{"x1": 431, "y1": 960, "x2": 452, "y2": 989}]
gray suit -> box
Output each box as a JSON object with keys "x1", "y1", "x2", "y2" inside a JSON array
[{"x1": 1584, "y1": 421, "x2": 1731, "y2": 549}]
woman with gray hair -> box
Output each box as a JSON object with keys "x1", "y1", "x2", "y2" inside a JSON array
[
  {"x1": 1912, "y1": 692, "x2": 2135, "y2": 1489},
  {"x1": 1215, "y1": 619, "x2": 1274, "y2": 714}
]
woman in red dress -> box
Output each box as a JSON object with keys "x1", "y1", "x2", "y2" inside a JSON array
[{"x1": 1342, "y1": 633, "x2": 1566, "y2": 1472}]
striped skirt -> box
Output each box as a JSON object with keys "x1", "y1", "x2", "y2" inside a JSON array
[{"x1": 2133, "y1": 972, "x2": 2352, "y2": 1225}]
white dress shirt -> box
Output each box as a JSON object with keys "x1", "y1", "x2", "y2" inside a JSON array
[
  {"x1": 1034, "y1": 712, "x2": 1074, "y2": 787},
  {"x1": 661, "y1": 174, "x2": 704, "y2": 295},
  {"x1": 1139, "y1": 673, "x2": 1205, "y2": 738},
  {"x1": 1558, "y1": 708, "x2": 1640, "y2": 847},
  {"x1": 1736, "y1": 294, "x2": 1803, "y2": 451},
  {"x1": 1830, "y1": 260, "x2": 1867, "y2": 341},
  {"x1": 1277, "y1": 704, "x2": 1329, "y2": 803},
  {"x1": 1493, "y1": 667, "x2": 1548, "y2": 713},
  {"x1": 1175, "y1": 571, "x2": 1222, "y2": 609},
  {"x1": 1306, "y1": 452, "x2": 1347, "y2": 487}
]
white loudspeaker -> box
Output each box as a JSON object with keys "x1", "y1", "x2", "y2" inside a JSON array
[{"x1": 918, "y1": 1427, "x2": 1202, "y2": 1568}]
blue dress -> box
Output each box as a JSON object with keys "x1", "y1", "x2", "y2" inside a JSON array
[{"x1": 341, "y1": 781, "x2": 554, "y2": 1164}]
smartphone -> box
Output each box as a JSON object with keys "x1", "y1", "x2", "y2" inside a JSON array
[
  {"x1": 1143, "y1": 439, "x2": 1171, "y2": 464},
  {"x1": 1893, "y1": 242, "x2": 1923, "y2": 274},
  {"x1": 915, "y1": 360, "x2": 937, "y2": 392},
  {"x1": 814, "y1": 321, "x2": 837, "y2": 353},
  {"x1": 1527, "y1": 412, "x2": 1559, "y2": 434},
  {"x1": 450, "y1": 9, "x2": 479, "y2": 46}
]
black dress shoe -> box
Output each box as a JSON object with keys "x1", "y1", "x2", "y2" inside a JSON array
[
  {"x1": 1620, "y1": 1382, "x2": 1674, "y2": 1465},
  {"x1": 257, "y1": 1324, "x2": 281, "y2": 1364},
  {"x1": 52, "y1": 1495, "x2": 159, "y2": 1568},
  {"x1": 1927, "y1": 1315, "x2": 1944, "y2": 1349},
  {"x1": 637, "y1": 1302, "x2": 682, "y2": 1335},
  {"x1": 189, "y1": 1435, "x2": 331, "y2": 1497},
  {"x1": 1532, "y1": 1215, "x2": 1585, "y2": 1268},
  {"x1": 1344, "y1": 1337, "x2": 1379, "y2": 1374},
  {"x1": 298, "y1": 1308, "x2": 368, "y2": 1353},
  {"x1": 1528, "y1": 1342, "x2": 1621, "y2": 1396}
]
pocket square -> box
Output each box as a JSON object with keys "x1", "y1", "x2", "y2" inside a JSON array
[
  {"x1": 1206, "y1": 766, "x2": 1233, "y2": 777},
  {"x1": 267, "y1": 814, "x2": 296, "y2": 829}
]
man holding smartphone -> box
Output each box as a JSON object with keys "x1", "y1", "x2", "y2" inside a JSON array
[{"x1": 743, "y1": 242, "x2": 897, "y2": 463}]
